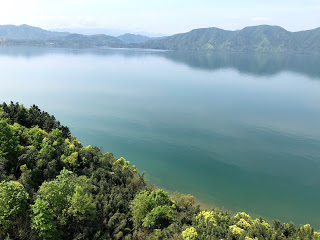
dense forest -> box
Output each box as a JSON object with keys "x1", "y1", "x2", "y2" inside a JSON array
[{"x1": 0, "y1": 102, "x2": 319, "y2": 240}]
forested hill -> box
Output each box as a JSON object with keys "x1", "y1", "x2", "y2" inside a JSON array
[
  {"x1": 135, "y1": 25, "x2": 320, "y2": 53},
  {"x1": 0, "y1": 24, "x2": 70, "y2": 41},
  {"x1": 0, "y1": 102, "x2": 319, "y2": 240},
  {"x1": 1, "y1": 24, "x2": 320, "y2": 53},
  {"x1": 0, "y1": 25, "x2": 125, "y2": 48},
  {"x1": 117, "y1": 33, "x2": 151, "y2": 44}
]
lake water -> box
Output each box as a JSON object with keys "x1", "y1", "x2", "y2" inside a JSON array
[{"x1": 1, "y1": 46, "x2": 320, "y2": 227}]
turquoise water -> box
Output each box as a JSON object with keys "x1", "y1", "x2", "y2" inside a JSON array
[{"x1": 1, "y1": 46, "x2": 320, "y2": 227}]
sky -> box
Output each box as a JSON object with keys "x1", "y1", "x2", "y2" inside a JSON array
[{"x1": 0, "y1": 0, "x2": 319, "y2": 35}]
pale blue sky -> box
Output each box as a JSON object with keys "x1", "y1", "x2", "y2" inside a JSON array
[{"x1": 0, "y1": 0, "x2": 319, "y2": 34}]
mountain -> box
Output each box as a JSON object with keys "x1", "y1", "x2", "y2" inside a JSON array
[
  {"x1": 294, "y1": 27, "x2": 320, "y2": 53},
  {"x1": 117, "y1": 33, "x2": 151, "y2": 43},
  {"x1": 0, "y1": 24, "x2": 70, "y2": 41},
  {"x1": 135, "y1": 25, "x2": 320, "y2": 54},
  {"x1": 48, "y1": 33, "x2": 125, "y2": 48},
  {"x1": 1, "y1": 24, "x2": 320, "y2": 54},
  {"x1": 0, "y1": 25, "x2": 125, "y2": 48},
  {"x1": 52, "y1": 27, "x2": 166, "y2": 38}
]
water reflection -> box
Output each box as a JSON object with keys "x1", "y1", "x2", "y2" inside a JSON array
[
  {"x1": 0, "y1": 46, "x2": 320, "y2": 79},
  {"x1": 161, "y1": 51, "x2": 320, "y2": 79}
]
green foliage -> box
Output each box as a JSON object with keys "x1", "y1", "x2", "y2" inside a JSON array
[
  {"x1": 233, "y1": 212, "x2": 253, "y2": 226},
  {"x1": 0, "y1": 181, "x2": 30, "y2": 239},
  {"x1": 0, "y1": 181, "x2": 29, "y2": 226},
  {"x1": 131, "y1": 189, "x2": 174, "y2": 229},
  {"x1": 194, "y1": 209, "x2": 230, "y2": 239},
  {"x1": 0, "y1": 102, "x2": 70, "y2": 138},
  {"x1": 0, "y1": 120, "x2": 20, "y2": 160},
  {"x1": 0, "y1": 107, "x2": 9, "y2": 120},
  {"x1": 31, "y1": 199, "x2": 58, "y2": 240},
  {"x1": 34, "y1": 169, "x2": 96, "y2": 222},
  {"x1": 142, "y1": 205, "x2": 173, "y2": 229},
  {"x1": 32, "y1": 169, "x2": 96, "y2": 239},
  {"x1": 246, "y1": 218, "x2": 272, "y2": 239},
  {"x1": 182, "y1": 227, "x2": 198, "y2": 240},
  {"x1": 229, "y1": 224, "x2": 245, "y2": 237},
  {"x1": 296, "y1": 224, "x2": 314, "y2": 240}
]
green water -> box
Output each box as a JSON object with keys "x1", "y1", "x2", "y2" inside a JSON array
[{"x1": 1, "y1": 46, "x2": 320, "y2": 227}]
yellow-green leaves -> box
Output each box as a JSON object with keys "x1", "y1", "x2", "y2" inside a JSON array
[
  {"x1": 196, "y1": 211, "x2": 216, "y2": 225},
  {"x1": 61, "y1": 152, "x2": 79, "y2": 169},
  {"x1": 196, "y1": 210, "x2": 230, "y2": 228},
  {"x1": 233, "y1": 212, "x2": 252, "y2": 225},
  {"x1": 182, "y1": 227, "x2": 198, "y2": 240},
  {"x1": 229, "y1": 225, "x2": 245, "y2": 236}
]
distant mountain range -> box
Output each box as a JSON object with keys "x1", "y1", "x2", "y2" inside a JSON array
[
  {"x1": 0, "y1": 24, "x2": 152, "y2": 47},
  {"x1": 1, "y1": 24, "x2": 320, "y2": 54},
  {"x1": 51, "y1": 27, "x2": 166, "y2": 38}
]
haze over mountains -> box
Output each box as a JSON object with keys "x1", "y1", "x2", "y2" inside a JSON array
[
  {"x1": 1, "y1": 24, "x2": 320, "y2": 54},
  {"x1": 0, "y1": 24, "x2": 150, "y2": 46},
  {"x1": 51, "y1": 27, "x2": 166, "y2": 38}
]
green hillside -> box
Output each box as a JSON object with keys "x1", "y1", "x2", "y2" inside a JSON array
[
  {"x1": 1, "y1": 102, "x2": 320, "y2": 239},
  {"x1": 0, "y1": 24, "x2": 69, "y2": 41},
  {"x1": 0, "y1": 25, "x2": 125, "y2": 48},
  {"x1": 136, "y1": 25, "x2": 320, "y2": 53},
  {"x1": 48, "y1": 34, "x2": 125, "y2": 48},
  {"x1": 117, "y1": 33, "x2": 151, "y2": 44}
]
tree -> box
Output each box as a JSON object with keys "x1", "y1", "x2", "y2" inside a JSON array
[
  {"x1": 32, "y1": 169, "x2": 96, "y2": 239},
  {"x1": 31, "y1": 199, "x2": 58, "y2": 240},
  {"x1": 195, "y1": 210, "x2": 230, "y2": 239},
  {"x1": 0, "y1": 107, "x2": 9, "y2": 120},
  {"x1": 130, "y1": 189, "x2": 174, "y2": 229},
  {"x1": 0, "y1": 181, "x2": 29, "y2": 238},
  {"x1": 0, "y1": 120, "x2": 20, "y2": 161}
]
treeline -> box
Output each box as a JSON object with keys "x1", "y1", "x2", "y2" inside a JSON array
[
  {"x1": 0, "y1": 102, "x2": 70, "y2": 138},
  {"x1": 0, "y1": 102, "x2": 319, "y2": 240}
]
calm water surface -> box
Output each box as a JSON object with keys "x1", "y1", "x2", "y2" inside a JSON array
[{"x1": 1, "y1": 46, "x2": 320, "y2": 227}]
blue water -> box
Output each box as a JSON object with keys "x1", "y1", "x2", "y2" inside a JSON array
[{"x1": 1, "y1": 46, "x2": 320, "y2": 227}]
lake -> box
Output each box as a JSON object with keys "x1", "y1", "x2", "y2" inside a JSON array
[{"x1": 1, "y1": 46, "x2": 320, "y2": 227}]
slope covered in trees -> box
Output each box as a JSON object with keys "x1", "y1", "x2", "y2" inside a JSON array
[
  {"x1": 0, "y1": 25, "x2": 125, "y2": 48},
  {"x1": 135, "y1": 25, "x2": 320, "y2": 53},
  {"x1": 117, "y1": 34, "x2": 151, "y2": 44},
  {"x1": 0, "y1": 24, "x2": 70, "y2": 41},
  {"x1": 0, "y1": 102, "x2": 319, "y2": 240}
]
